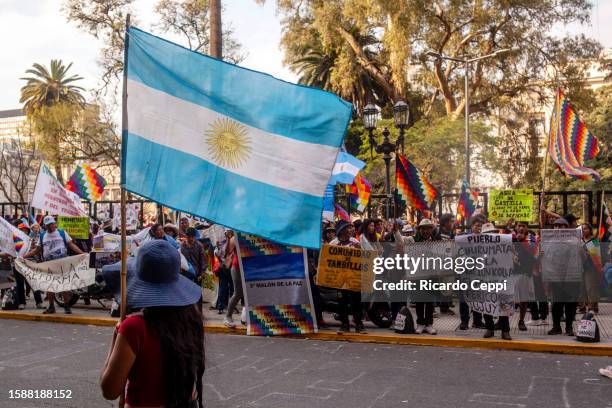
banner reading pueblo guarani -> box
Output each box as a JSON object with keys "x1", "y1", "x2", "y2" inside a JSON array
[{"x1": 236, "y1": 233, "x2": 317, "y2": 336}]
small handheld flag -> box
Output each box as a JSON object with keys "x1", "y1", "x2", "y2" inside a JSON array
[
  {"x1": 65, "y1": 164, "x2": 107, "y2": 201},
  {"x1": 547, "y1": 88, "x2": 600, "y2": 181},
  {"x1": 457, "y1": 180, "x2": 478, "y2": 221},
  {"x1": 347, "y1": 175, "x2": 371, "y2": 213},
  {"x1": 334, "y1": 203, "x2": 351, "y2": 222},
  {"x1": 329, "y1": 152, "x2": 365, "y2": 185},
  {"x1": 395, "y1": 154, "x2": 438, "y2": 212}
]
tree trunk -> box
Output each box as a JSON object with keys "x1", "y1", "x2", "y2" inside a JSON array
[
  {"x1": 54, "y1": 163, "x2": 64, "y2": 185},
  {"x1": 209, "y1": 0, "x2": 222, "y2": 59}
]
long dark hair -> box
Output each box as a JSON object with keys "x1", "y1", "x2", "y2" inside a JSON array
[
  {"x1": 143, "y1": 304, "x2": 205, "y2": 408},
  {"x1": 360, "y1": 218, "x2": 378, "y2": 243}
]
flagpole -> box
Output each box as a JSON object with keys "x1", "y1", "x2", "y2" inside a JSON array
[
  {"x1": 598, "y1": 190, "x2": 605, "y2": 239},
  {"x1": 119, "y1": 13, "x2": 131, "y2": 408},
  {"x1": 539, "y1": 87, "x2": 558, "y2": 228}
]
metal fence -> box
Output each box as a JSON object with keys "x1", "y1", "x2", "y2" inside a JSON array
[{"x1": 2, "y1": 189, "x2": 611, "y2": 228}]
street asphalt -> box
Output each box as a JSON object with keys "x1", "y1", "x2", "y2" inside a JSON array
[{"x1": 0, "y1": 320, "x2": 611, "y2": 408}]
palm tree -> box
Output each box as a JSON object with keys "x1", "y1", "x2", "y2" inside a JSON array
[
  {"x1": 289, "y1": 32, "x2": 388, "y2": 111},
  {"x1": 20, "y1": 60, "x2": 85, "y2": 115}
]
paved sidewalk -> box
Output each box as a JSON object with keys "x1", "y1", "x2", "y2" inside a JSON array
[{"x1": 2, "y1": 296, "x2": 611, "y2": 355}]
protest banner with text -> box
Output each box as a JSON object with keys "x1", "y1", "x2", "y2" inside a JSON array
[
  {"x1": 316, "y1": 244, "x2": 377, "y2": 292},
  {"x1": 31, "y1": 162, "x2": 87, "y2": 217},
  {"x1": 14, "y1": 254, "x2": 95, "y2": 292},
  {"x1": 456, "y1": 233, "x2": 515, "y2": 316},
  {"x1": 237, "y1": 233, "x2": 316, "y2": 336},
  {"x1": 540, "y1": 228, "x2": 583, "y2": 283},
  {"x1": 0, "y1": 217, "x2": 30, "y2": 257},
  {"x1": 488, "y1": 189, "x2": 534, "y2": 223},
  {"x1": 57, "y1": 216, "x2": 89, "y2": 240}
]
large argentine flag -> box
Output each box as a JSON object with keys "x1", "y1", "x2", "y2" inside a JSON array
[{"x1": 122, "y1": 28, "x2": 352, "y2": 248}]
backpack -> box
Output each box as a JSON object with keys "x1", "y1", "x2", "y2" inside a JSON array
[
  {"x1": 576, "y1": 312, "x2": 600, "y2": 343},
  {"x1": 1, "y1": 288, "x2": 18, "y2": 310},
  {"x1": 39, "y1": 229, "x2": 68, "y2": 259},
  {"x1": 393, "y1": 306, "x2": 416, "y2": 334}
]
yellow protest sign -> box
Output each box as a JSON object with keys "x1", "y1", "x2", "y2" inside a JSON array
[
  {"x1": 316, "y1": 244, "x2": 377, "y2": 292},
  {"x1": 488, "y1": 189, "x2": 534, "y2": 223},
  {"x1": 57, "y1": 216, "x2": 89, "y2": 239}
]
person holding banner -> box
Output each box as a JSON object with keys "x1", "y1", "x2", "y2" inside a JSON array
[
  {"x1": 547, "y1": 218, "x2": 579, "y2": 336},
  {"x1": 23, "y1": 216, "x2": 85, "y2": 314},
  {"x1": 413, "y1": 219, "x2": 437, "y2": 335},
  {"x1": 580, "y1": 223, "x2": 601, "y2": 314},
  {"x1": 329, "y1": 220, "x2": 366, "y2": 334},
  {"x1": 12, "y1": 221, "x2": 44, "y2": 309},
  {"x1": 458, "y1": 217, "x2": 486, "y2": 330}
]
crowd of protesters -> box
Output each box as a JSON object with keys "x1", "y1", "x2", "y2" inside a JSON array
[{"x1": 309, "y1": 206, "x2": 612, "y2": 341}]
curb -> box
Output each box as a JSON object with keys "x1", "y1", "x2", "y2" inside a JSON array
[{"x1": 2, "y1": 311, "x2": 611, "y2": 356}]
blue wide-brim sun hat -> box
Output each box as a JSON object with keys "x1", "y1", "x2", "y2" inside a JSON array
[
  {"x1": 101, "y1": 258, "x2": 137, "y2": 302},
  {"x1": 127, "y1": 239, "x2": 202, "y2": 308}
]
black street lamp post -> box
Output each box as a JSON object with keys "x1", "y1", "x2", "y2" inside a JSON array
[{"x1": 363, "y1": 100, "x2": 410, "y2": 219}]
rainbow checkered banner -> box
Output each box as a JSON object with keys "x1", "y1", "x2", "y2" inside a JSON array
[
  {"x1": 395, "y1": 154, "x2": 439, "y2": 211},
  {"x1": 548, "y1": 88, "x2": 600, "y2": 181},
  {"x1": 236, "y1": 233, "x2": 316, "y2": 336},
  {"x1": 457, "y1": 180, "x2": 478, "y2": 220},
  {"x1": 347, "y1": 174, "x2": 371, "y2": 213},
  {"x1": 65, "y1": 164, "x2": 107, "y2": 201}
]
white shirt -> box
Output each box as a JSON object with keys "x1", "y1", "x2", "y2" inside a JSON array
[{"x1": 41, "y1": 229, "x2": 73, "y2": 261}]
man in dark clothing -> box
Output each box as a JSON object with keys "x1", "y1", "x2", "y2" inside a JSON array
[
  {"x1": 413, "y1": 218, "x2": 437, "y2": 335},
  {"x1": 180, "y1": 227, "x2": 206, "y2": 282}
]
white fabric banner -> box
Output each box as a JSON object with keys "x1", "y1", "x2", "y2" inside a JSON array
[
  {"x1": 14, "y1": 254, "x2": 95, "y2": 292},
  {"x1": 31, "y1": 162, "x2": 87, "y2": 217},
  {"x1": 0, "y1": 217, "x2": 30, "y2": 257}
]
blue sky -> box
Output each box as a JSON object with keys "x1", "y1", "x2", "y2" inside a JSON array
[{"x1": 0, "y1": 0, "x2": 610, "y2": 111}]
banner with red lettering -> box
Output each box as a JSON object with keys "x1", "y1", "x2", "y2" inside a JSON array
[{"x1": 30, "y1": 162, "x2": 87, "y2": 217}]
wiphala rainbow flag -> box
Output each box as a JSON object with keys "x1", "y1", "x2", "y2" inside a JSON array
[
  {"x1": 248, "y1": 304, "x2": 315, "y2": 335},
  {"x1": 65, "y1": 164, "x2": 107, "y2": 201},
  {"x1": 548, "y1": 88, "x2": 600, "y2": 181},
  {"x1": 396, "y1": 154, "x2": 438, "y2": 211}
]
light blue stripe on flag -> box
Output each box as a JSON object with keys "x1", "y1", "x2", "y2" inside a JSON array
[
  {"x1": 123, "y1": 27, "x2": 353, "y2": 248},
  {"x1": 126, "y1": 28, "x2": 351, "y2": 146},
  {"x1": 329, "y1": 152, "x2": 365, "y2": 185},
  {"x1": 322, "y1": 184, "x2": 335, "y2": 221}
]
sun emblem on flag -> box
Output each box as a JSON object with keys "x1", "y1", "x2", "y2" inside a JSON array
[{"x1": 205, "y1": 118, "x2": 252, "y2": 168}]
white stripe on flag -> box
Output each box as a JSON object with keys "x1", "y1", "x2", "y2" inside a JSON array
[{"x1": 128, "y1": 80, "x2": 338, "y2": 197}]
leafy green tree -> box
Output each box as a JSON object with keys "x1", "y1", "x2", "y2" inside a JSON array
[
  {"x1": 19, "y1": 60, "x2": 85, "y2": 115},
  {"x1": 269, "y1": 0, "x2": 604, "y2": 192},
  {"x1": 63, "y1": 0, "x2": 244, "y2": 94}
]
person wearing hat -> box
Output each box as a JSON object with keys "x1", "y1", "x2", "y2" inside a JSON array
[
  {"x1": 163, "y1": 223, "x2": 180, "y2": 240},
  {"x1": 329, "y1": 219, "x2": 365, "y2": 333},
  {"x1": 148, "y1": 223, "x2": 180, "y2": 249},
  {"x1": 477, "y1": 220, "x2": 512, "y2": 340},
  {"x1": 10, "y1": 220, "x2": 44, "y2": 310},
  {"x1": 23, "y1": 215, "x2": 85, "y2": 314},
  {"x1": 100, "y1": 240, "x2": 204, "y2": 407},
  {"x1": 458, "y1": 216, "x2": 486, "y2": 330},
  {"x1": 433, "y1": 214, "x2": 456, "y2": 316},
  {"x1": 413, "y1": 219, "x2": 437, "y2": 335},
  {"x1": 323, "y1": 226, "x2": 336, "y2": 244},
  {"x1": 547, "y1": 217, "x2": 579, "y2": 336},
  {"x1": 180, "y1": 227, "x2": 206, "y2": 283}
]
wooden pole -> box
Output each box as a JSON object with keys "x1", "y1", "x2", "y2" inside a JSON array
[
  {"x1": 539, "y1": 88, "x2": 558, "y2": 228},
  {"x1": 598, "y1": 190, "x2": 605, "y2": 239},
  {"x1": 118, "y1": 12, "x2": 131, "y2": 408}
]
